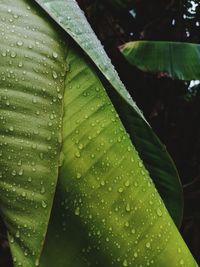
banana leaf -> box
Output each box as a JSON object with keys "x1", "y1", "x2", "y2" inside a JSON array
[
  {"x1": 34, "y1": 0, "x2": 183, "y2": 228},
  {"x1": 40, "y1": 42, "x2": 197, "y2": 267},
  {"x1": 120, "y1": 41, "x2": 200, "y2": 80},
  {"x1": 0, "y1": 0, "x2": 197, "y2": 266},
  {"x1": 0, "y1": 0, "x2": 67, "y2": 265}
]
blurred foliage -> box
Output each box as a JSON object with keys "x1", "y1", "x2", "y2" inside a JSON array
[{"x1": 77, "y1": 0, "x2": 200, "y2": 263}]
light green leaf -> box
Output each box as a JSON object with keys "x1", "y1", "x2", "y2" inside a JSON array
[
  {"x1": 40, "y1": 43, "x2": 197, "y2": 267},
  {"x1": 108, "y1": 91, "x2": 183, "y2": 226},
  {"x1": 0, "y1": 1, "x2": 67, "y2": 266},
  {"x1": 33, "y1": 0, "x2": 183, "y2": 228},
  {"x1": 120, "y1": 41, "x2": 200, "y2": 80}
]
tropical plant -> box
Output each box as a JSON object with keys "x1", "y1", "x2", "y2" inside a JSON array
[
  {"x1": 120, "y1": 41, "x2": 200, "y2": 80},
  {"x1": 0, "y1": 0, "x2": 198, "y2": 266}
]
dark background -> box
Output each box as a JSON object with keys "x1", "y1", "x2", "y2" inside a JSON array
[{"x1": 1, "y1": 0, "x2": 200, "y2": 265}]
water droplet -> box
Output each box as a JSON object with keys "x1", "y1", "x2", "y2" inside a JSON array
[
  {"x1": 52, "y1": 71, "x2": 58, "y2": 79},
  {"x1": 15, "y1": 230, "x2": 20, "y2": 238},
  {"x1": 146, "y1": 242, "x2": 151, "y2": 249},
  {"x1": 156, "y1": 208, "x2": 163, "y2": 217},
  {"x1": 75, "y1": 207, "x2": 80, "y2": 216},
  {"x1": 134, "y1": 252, "x2": 138, "y2": 258},
  {"x1": 10, "y1": 51, "x2": 16, "y2": 58},
  {"x1": 41, "y1": 186, "x2": 45, "y2": 194},
  {"x1": 75, "y1": 151, "x2": 81, "y2": 158},
  {"x1": 125, "y1": 180, "x2": 130, "y2": 187},
  {"x1": 76, "y1": 173, "x2": 81, "y2": 179},
  {"x1": 42, "y1": 200, "x2": 47, "y2": 208},
  {"x1": 126, "y1": 203, "x2": 131, "y2": 212},
  {"x1": 18, "y1": 169, "x2": 23, "y2": 176},
  {"x1": 131, "y1": 229, "x2": 136, "y2": 234},
  {"x1": 123, "y1": 259, "x2": 128, "y2": 266},
  {"x1": 138, "y1": 161, "x2": 143, "y2": 167},
  {"x1": 118, "y1": 188, "x2": 123, "y2": 193},
  {"x1": 17, "y1": 40, "x2": 23, "y2": 46},
  {"x1": 12, "y1": 170, "x2": 17, "y2": 176},
  {"x1": 18, "y1": 61, "x2": 23, "y2": 68},
  {"x1": 52, "y1": 52, "x2": 58, "y2": 59}
]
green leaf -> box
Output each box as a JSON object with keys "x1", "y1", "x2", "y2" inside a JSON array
[
  {"x1": 107, "y1": 90, "x2": 183, "y2": 227},
  {"x1": 0, "y1": 1, "x2": 67, "y2": 266},
  {"x1": 120, "y1": 41, "x2": 200, "y2": 80},
  {"x1": 33, "y1": 0, "x2": 183, "y2": 226},
  {"x1": 33, "y1": 0, "x2": 145, "y2": 122},
  {"x1": 39, "y1": 43, "x2": 197, "y2": 267}
]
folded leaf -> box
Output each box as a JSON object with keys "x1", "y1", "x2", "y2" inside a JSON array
[
  {"x1": 40, "y1": 44, "x2": 198, "y2": 267},
  {"x1": 34, "y1": 0, "x2": 183, "y2": 228},
  {"x1": 0, "y1": 1, "x2": 67, "y2": 266},
  {"x1": 120, "y1": 41, "x2": 200, "y2": 80}
]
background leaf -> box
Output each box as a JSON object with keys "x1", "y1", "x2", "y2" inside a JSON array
[
  {"x1": 120, "y1": 41, "x2": 200, "y2": 80},
  {"x1": 0, "y1": 1, "x2": 67, "y2": 266}
]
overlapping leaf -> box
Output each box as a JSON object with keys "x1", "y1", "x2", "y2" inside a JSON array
[
  {"x1": 0, "y1": 1, "x2": 197, "y2": 267},
  {"x1": 33, "y1": 0, "x2": 183, "y2": 226},
  {"x1": 39, "y1": 43, "x2": 197, "y2": 267},
  {"x1": 0, "y1": 1, "x2": 67, "y2": 266}
]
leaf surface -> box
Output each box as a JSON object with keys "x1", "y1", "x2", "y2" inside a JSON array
[
  {"x1": 120, "y1": 41, "x2": 200, "y2": 80},
  {"x1": 40, "y1": 44, "x2": 198, "y2": 267},
  {"x1": 0, "y1": 1, "x2": 67, "y2": 266},
  {"x1": 33, "y1": 0, "x2": 183, "y2": 226}
]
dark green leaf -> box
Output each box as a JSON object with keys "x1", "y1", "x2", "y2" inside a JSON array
[{"x1": 120, "y1": 41, "x2": 200, "y2": 80}]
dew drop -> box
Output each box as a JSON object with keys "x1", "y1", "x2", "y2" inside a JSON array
[
  {"x1": 156, "y1": 208, "x2": 163, "y2": 217},
  {"x1": 75, "y1": 207, "x2": 80, "y2": 216},
  {"x1": 52, "y1": 52, "x2": 58, "y2": 59},
  {"x1": 76, "y1": 173, "x2": 82, "y2": 179},
  {"x1": 10, "y1": 51, "x2": 16, "y2": 58},
  {"x1": 17, "y1": 40, "x2": 23, "y2": 46},
  {"x1": 35, "y1": 259, "x2": 39, "y2": 266},
  {"x1": 75, "y1": 151, "x2": 81, "y2": 158},
  {"x1": 125, "y1": 180, "x2": 130, "y2": 187},
  {"x1": 123, "y1": 259, "x2": 128, "y2": 266},
  {"x1": 42, "y1": 200, "x2": 47, "y2": 208},
  {"x1": 126, "y1": 203, "x2": 131, "y2": 212},
  {"x1": 15, "y1": 230, "x2": 20, "y2": 238},
  {"x1": 118, "y1": 188, "x2": 123, "y2": 193},
  {"x1": 146, "y1": 242, "x2": 151, "y2": 249},
  {"x1": 18, "y1": 169, "x2": 23, "y2": 176},
  {"x1": 52, "y1": 71, "x2": 58, "y2": 79},
  {"x1": 41, "y1": 186, "x2": 45, "y2": 194}
]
